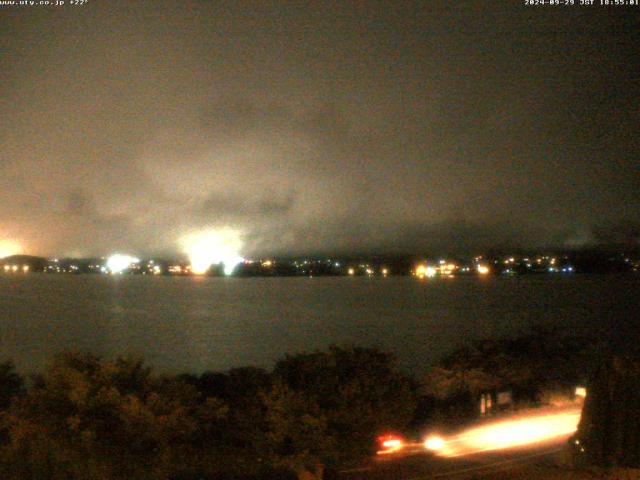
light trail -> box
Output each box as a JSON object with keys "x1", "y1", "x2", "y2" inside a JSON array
[
  {"x1": 425, "y1": 407, "x2": 581, "y2": 457},
  {"x1": 377, "y1": 438, "x2": 404, "y2": 455}
]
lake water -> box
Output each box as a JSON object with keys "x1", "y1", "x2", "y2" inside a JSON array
[{"x1": 0, "y1": 274, "x2": 638, "y2": 375}]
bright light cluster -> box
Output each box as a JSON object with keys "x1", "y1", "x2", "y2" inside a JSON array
[
  {"x1": 106, "y1": 254, "x2": 139, "y2": 274},
  {"x1": 415, "y1": 264, "x2": 437, "y2": 278},
  {"x1": 0, "y1": 240, "x2": 21, "y2": 259},
  {"x1": 3, "y1": 264, "x2": 29, "y2": 273},
  {"x1": 477, "y1": 265, "x2": 490, "y2": 275},
  {"x1": 181, "y1": 228, "x2": 244, "y2": 275}
]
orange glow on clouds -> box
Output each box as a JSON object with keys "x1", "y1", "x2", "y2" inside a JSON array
[
  {"x1": 181, "y1": 228, "x2": 244, "y2": 275},
  {"x1": 0, "y1": 239, "x2": 21, "y2": 259}
]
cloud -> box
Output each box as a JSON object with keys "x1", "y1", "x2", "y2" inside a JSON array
[
  {"x1": 0, "y1": 2, "x2": 638, "y2": 257},
  {"x1": 592, "y1": 220, "x2": 640, "y2": 247},
  {"x1": 197, "y1": 190, "x2": 296, "y2": 221}
]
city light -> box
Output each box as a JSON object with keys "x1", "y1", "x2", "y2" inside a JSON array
[
  {"x1": 416, "y1": 264, "x2": 437, "y2": 278},
  {"x1": 477, "y1": 265, "x2": 490, "y2": 275},
  {"x1": 181, "y1": 228, "x2": 244, "y2": 276},
  {"x1": 106, "y1": 254, "x2": 140, "y2": 274},
  {"x1": 2, "y1": 264, "x2": 29, "y2": 274},
  {"x1": 440, "y1": 263, "x2": 457, "y2": 275}
]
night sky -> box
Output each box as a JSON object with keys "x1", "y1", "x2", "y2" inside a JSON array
[{"x1": 1, "y1": 1, "x2": 638, "y2": 258}]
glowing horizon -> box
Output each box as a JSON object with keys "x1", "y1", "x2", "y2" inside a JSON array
[
  {"x1": 181, "y1": 228, "x2": 245, "y2": 276},
  {"x1": 106, "y1": 254, "x2": 140, "y2": 274},
  {"x1": 0, "y1": 240, "x2": 22, "y2": 259}
]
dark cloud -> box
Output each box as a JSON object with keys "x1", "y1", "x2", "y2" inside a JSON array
[
  {"x1": 65, "y1": 189, "x2": 96, "y2": 217},
  {"x1": 0, "y1": 1, "x2": 638, "y2": 257},
  {"x1": 592, "y1": 220, "x2": 640, "y2": 248},
  {"x1": 197, "y1": 190, "x2": 296, "y2": 220}
]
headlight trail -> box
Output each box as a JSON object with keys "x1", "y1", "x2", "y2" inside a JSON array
[
  {"x1": 376, "y1": 435, "x2": 406, "y2": 455},
  {"x1": 425, "y1": 408, "x2": 581, "y2": 457}
]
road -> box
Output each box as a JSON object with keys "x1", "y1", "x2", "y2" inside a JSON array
[
  {"x1": 340, "y1": 443, "x2": 566, "y2": 479},
  {"x1": 340, "y1": 405, "x2": 582, "y2": 479}
]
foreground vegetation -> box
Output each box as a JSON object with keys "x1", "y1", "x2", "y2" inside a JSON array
[
  {"x1": 0, "y1": 328, "x2": 600, "y2": 479},
  {"x1": 0, "y1": 347, "x2": 414, "y2": 480},
  {"x1": 417, "y1": 327, "x2": 598, "y2": 426}
]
